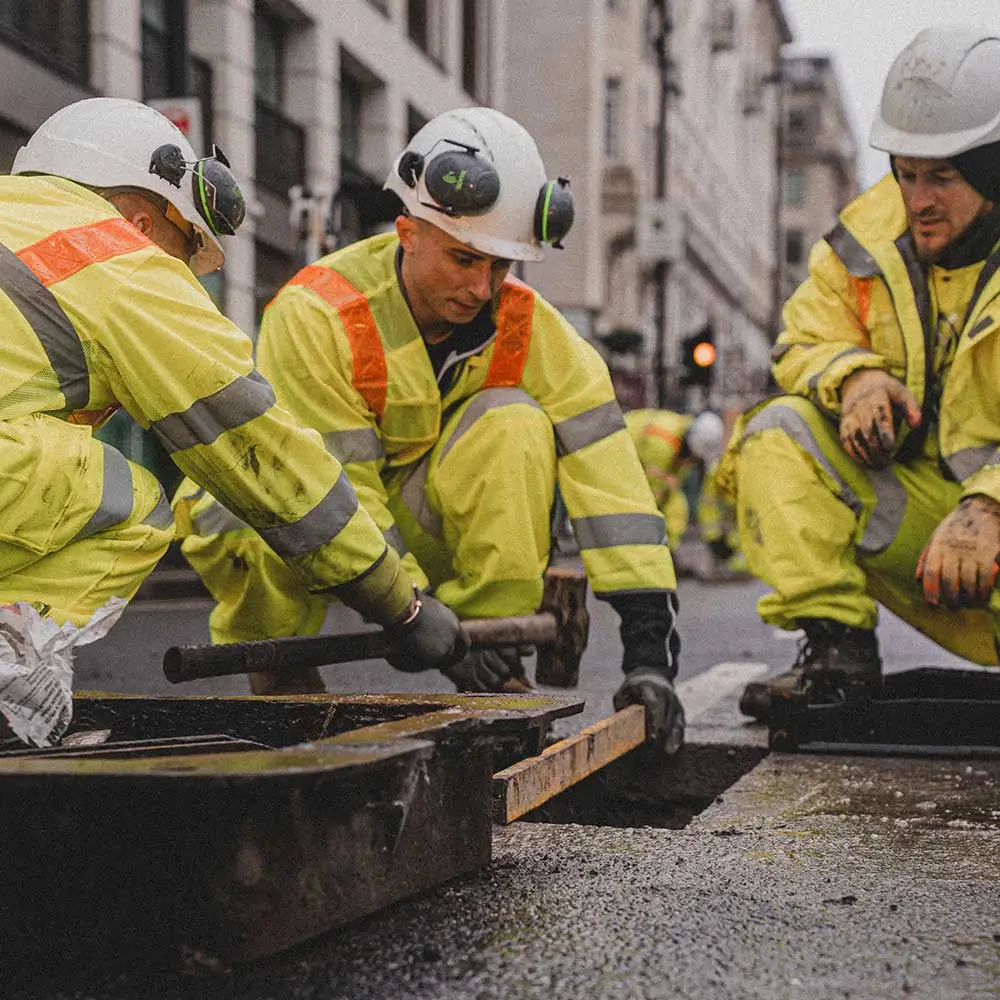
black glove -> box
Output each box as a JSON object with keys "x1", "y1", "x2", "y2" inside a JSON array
[
  {"x1": 385, "y1": 590, "x2": 468, "y2": 673},
  {"x1": 707, "y1": 537, "x2": 734, "y2": 562},
  {"x1": 613, "y1": 669, "x2": 685, "y2": 754},
  {"x1": 607, "y1": 590, "x2": 685, "y2": 753},
  {"x1": 442, "y1": 644, "x2": 534, "y2": 692}
]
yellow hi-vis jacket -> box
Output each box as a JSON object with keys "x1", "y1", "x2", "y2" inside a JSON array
[
  {"x1": 0, "y1": 175, "x2": 412, "y2": 622},
  {"x1": 624, "y1": 409, "x2": 694, "y2": 548},
  {"x1": 256, "y1": 232, "x2": 676, "y2": 601},
  {"x1": 723, "y1": 174, "x2": 1000, "y2": 504}
]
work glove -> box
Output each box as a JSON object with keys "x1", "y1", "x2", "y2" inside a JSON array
[
  {"x1": 607, "y1": 590, "x2": 685, "y2": 755},
  {"x1": 839, "y1": 369, "x2": 921, "y2": 469},
  {"x1": 916, "y1": 495, "x2": 1000, "y2": 610},
  {"x1": 385, "y1": 590, "x2": 468, "y2": 673},
  {"x1": 442, "y1": 644, "x2": 535, "y2": 693}
]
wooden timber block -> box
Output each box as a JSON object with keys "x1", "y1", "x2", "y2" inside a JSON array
[{"x1": 492, "y1": 704, "x2": 646, "y2": 824}]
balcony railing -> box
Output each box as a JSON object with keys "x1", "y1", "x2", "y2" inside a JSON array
[{"x1": 255, "y1": 99, "x2": 306, "y2": 198}]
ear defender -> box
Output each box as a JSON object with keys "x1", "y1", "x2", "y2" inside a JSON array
[
  {"x1": 397, "y1": 150, "x2": 425, "y2": 188},
  {"x1": 148, "y1": 143, "x2": 246, "y2": 236},
  {"x1": 534, "y1": 176, "x2": 574, "y2": 248},
  {"x1": 422, "y1": 148, "x2": 501, "y2": 216}
]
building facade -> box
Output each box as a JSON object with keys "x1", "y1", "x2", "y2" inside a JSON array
[
  {"x1": 0, "y1": 0, "x2": 501, "y2": 333},
  {"x1": 501, "y1": 0, "x2": 792, "y2": 413},
  {"x1": 0, "y1": 1, "x2": 857, "y2": 420},
  {"x1": 777, "y1": 54, "x2": 860, "y2": 313}
]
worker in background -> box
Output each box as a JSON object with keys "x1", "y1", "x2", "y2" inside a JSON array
[
  {"x1": 0, "y1": 97, "x2": 464, "y2": 678},
  {"x1": 697, "y1": 459, "x2": 748, "y2": 581},
  {"x1": 718, "y1": 25, "x2": 1000, "y2": 720},
  {"x1": 174, "y1": 107, "x2": 685, "y2": 753},
  {"x1": 625, "y1": 409, "x2": 725, "y2": 550}
]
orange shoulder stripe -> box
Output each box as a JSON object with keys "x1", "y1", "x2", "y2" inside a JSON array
[
  {"x1": 285, "y1": 264, "x2": 388, "y2": 419},
  {"x1": 485, "y1": 277, "x2": 535, "y2": 388},
  {"x1": 17, "y1": 218, "x2": 153, "y2": 286},
  {"x1": 853, "y1": 276, "x2": 872, "y2": 329}
]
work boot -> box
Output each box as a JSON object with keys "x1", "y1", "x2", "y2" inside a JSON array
[{"x1": 739, "y1": 619, "x2": 882, "y2": 722}]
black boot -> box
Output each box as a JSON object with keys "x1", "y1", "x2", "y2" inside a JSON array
[{"x1": 739, "y1": 618, "x2": 882, "y2": 722}]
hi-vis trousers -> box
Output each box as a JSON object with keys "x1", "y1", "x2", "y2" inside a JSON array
[
  {"x1": 0, "y1": 414, "x2": 173, "y2": 624},
  {"x1": 178, "y1": 388, "x2": 557, "y2": 645},
  {"x1": 730, "y1": 395, "x2": 999, "y2": 665}
]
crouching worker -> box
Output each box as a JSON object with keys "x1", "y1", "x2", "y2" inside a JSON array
[
  {"x1": 0, "y1": 97, "x2": 464, "y2": 677},
  {"x1": 174, "y1": 107, "x2": 685, "y2": 753},
  {"x1": 625, "y1": 409, "x2": 726, "y2": 550},
  {"x1": 719, "y1": 26, "x2": 1000, "y2": 720}
]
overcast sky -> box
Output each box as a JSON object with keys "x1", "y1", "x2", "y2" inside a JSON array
[{"x1": 781, "y1": 0, "x2": 998, "y2": 187}]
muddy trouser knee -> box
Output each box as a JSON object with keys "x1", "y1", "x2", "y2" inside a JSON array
[
  {"x1": 385, "y1": 388, "x2": 557, "y2": 620},
  {"x1": 734, "y1": 395, "x2": 998, "y2": 665},
  {"x1": 0, "y1": 415, "x2": 173, "y2": 626}
]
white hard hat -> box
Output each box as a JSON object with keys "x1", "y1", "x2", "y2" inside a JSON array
[
  {"x1": 384, "y1": 107, "x2": 574, "y2": 262},
  {"x1": 12, "y1": 98, "x2": 245, "y2": 274},
  {"x1": 869, "y1": 26, "x2": 1000, "y2": 159},
  {"x1": 686, "y1": 412, "x2": 725, "y2": 463}
]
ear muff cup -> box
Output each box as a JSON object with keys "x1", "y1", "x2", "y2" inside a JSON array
[
  {"x1": 422, "y1": 150, "x2": 501, "y2": 216},
  {"x1": 534, "y1": 177, "x2": 575, "y2": 247},
  {"x1": 397, "y1": 150, "x2": 425, "y2": 188}
]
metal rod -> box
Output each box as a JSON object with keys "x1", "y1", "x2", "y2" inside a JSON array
[{"x1": 163, "y1": 612, "x2": 559, "y2": 684}]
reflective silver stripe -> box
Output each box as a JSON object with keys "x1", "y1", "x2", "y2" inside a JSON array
[
  {"x1": 73, "y1": 443, "x2": 134, "y2": 541},
  {"x1": 323, "y1": 427, "x2": 385, "y2": 464},
  {"x1": 439, "y1": 387, "x2": 542, "y2": 466},
  {"x1": 398, "y1": 458, "x2": 443, "y2": 539},
  {"x1": 151, "y1": 370, "x2": 277, "y2": 453},
  {"x1": 572, "y1": 513, "x2": 667, "y2": 550},
  {"x1": 947, "y1": 445, "x2": 1000, "y2": 482},
  {"x1": 825, "y1": 223, "x2": 881, "y2": 277},
  {"x1": 384, "y1": 523, "x2": 408, "y2": 555},
  {"x1": 811, "y1": 346, "x2": 877, "y2": 402},
  {"x1": 967, "y1": 316, "x2": 994, "y2": 340},
  {"x1": 742, "y1": 403, "x2": 906, "y2": 554},
  {"x1": 0, "y1": 242, "x2": 89, "y2": 408},
  {"x1": 141, "y1": 485, "x2": 174, "y2": 530},
  {"x1": 258, "y1": 469, "x2": 360, "y2": 559},
  {"x1": 554, "y1": 399, "x2": 626, "y2": 456},
  {"x1": 193, "y1": 498, "x2": 249, "y2": 536},
  {"x1": 771, "y1": 342, "x2": 795, "y2": 364}
]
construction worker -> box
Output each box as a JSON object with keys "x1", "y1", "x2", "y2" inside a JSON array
[
  {"x1": 174, "y1": 107, "x2": 684, "y2": 753},
  {"x1": 625, "y1": 409, "x2": 725, "y2": 549},
  {"x1": 0, "y1": 97, "x2": 464, "y2": 678},
  {"x1": 718, "y1": 25, "x2": 1000, "y2": 720},
  {"x1": 697, "y1": 460, "x2": 748, "y2": 581}
]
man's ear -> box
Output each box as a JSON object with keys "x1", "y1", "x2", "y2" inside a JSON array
[
  {"x1": 104, "y1": 192, "x2": 155, "y2": 235},
  {"x1": 396, "y1": 214, "x2": 418, "y2": 252}
]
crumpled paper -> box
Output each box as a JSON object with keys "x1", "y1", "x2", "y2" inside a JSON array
[{"x1": 0, "y1": 597, "x2": 127, "y2": 747}]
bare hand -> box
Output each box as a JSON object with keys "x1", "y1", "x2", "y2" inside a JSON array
[
  {"x1": 916, "y1": 495, "x2": 1000, "y2": 609},
  {"x1": 839, "y1": 370, "x2": 921, "y2": 468}
]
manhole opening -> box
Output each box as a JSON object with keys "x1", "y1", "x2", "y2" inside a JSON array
[{"x1": 518, "y1": 743, "x2": 767, "y2": 829}]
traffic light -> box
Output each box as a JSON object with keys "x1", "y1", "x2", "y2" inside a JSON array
[{"x1": 679, "y1": 325, "x2": 716, "y2": 388}]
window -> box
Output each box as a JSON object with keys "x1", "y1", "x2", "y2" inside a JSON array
[
  {"x1": 782, "y1": 170, "x2": 805, "y2": 206},
  {"x1": 604, "y1": 78, "x2": 622, "y2": 159},
  {"x1": 340, "y1": 72, "x2": 364, "y2": 167},
  {"x1": 785, "y1": 229, "x2": 804, "y2": 266},
  {"x1": 254, "y1": 4, "x2": 285, "y2": 108},
  {"x1": 462, "y1": 0, "x2": 485, "y2": 99},
  {"x1": 366, "y1": 0, "x2": 388, "y2": 12},
  {"x1": 786, "y1": 107, "x2": 809, "y2": 136},
  {"x1": 407, "y1": 104, "x2": 429, "y2": 141},
  {"x1": 0, "y1": 0, "x2": 89, "y2": 82},
  {"x1": 255, "y1": 240, "x2": 296, "y2": 329},
  {"x1": 408, "y1": 0, "x2": 428, "y2": 51}
]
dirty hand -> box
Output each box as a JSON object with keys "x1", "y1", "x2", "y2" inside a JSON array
[
  {"x1": 385, "y1": 590, "x2": 468, "y2": 672},
  {"x1": 613, "y1": 669, "x2": 685, "y2": 754},
  {"x1": 839, "y1": 369, "x2": 921, "y2": 468},
  {"x1": 916, "y1": 495, "x2": 1000, "y2": 610},
  {"x1": 442, "y1": 644, "x2": 535, "y2": 693}
]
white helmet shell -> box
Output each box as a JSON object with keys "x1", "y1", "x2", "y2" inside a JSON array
[
  {"x1": 13, "y1": 97, "x2": 225, "y2": 274},
  {"x1": 869, "y1": 26, "x2": 1000, "y2": 159},
  {"x1": 384, "y1": 107, "x2": 550, "y2": 262},
  {"x1": 686, "y1": 412, "x2": 725, "y2": 464}
]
